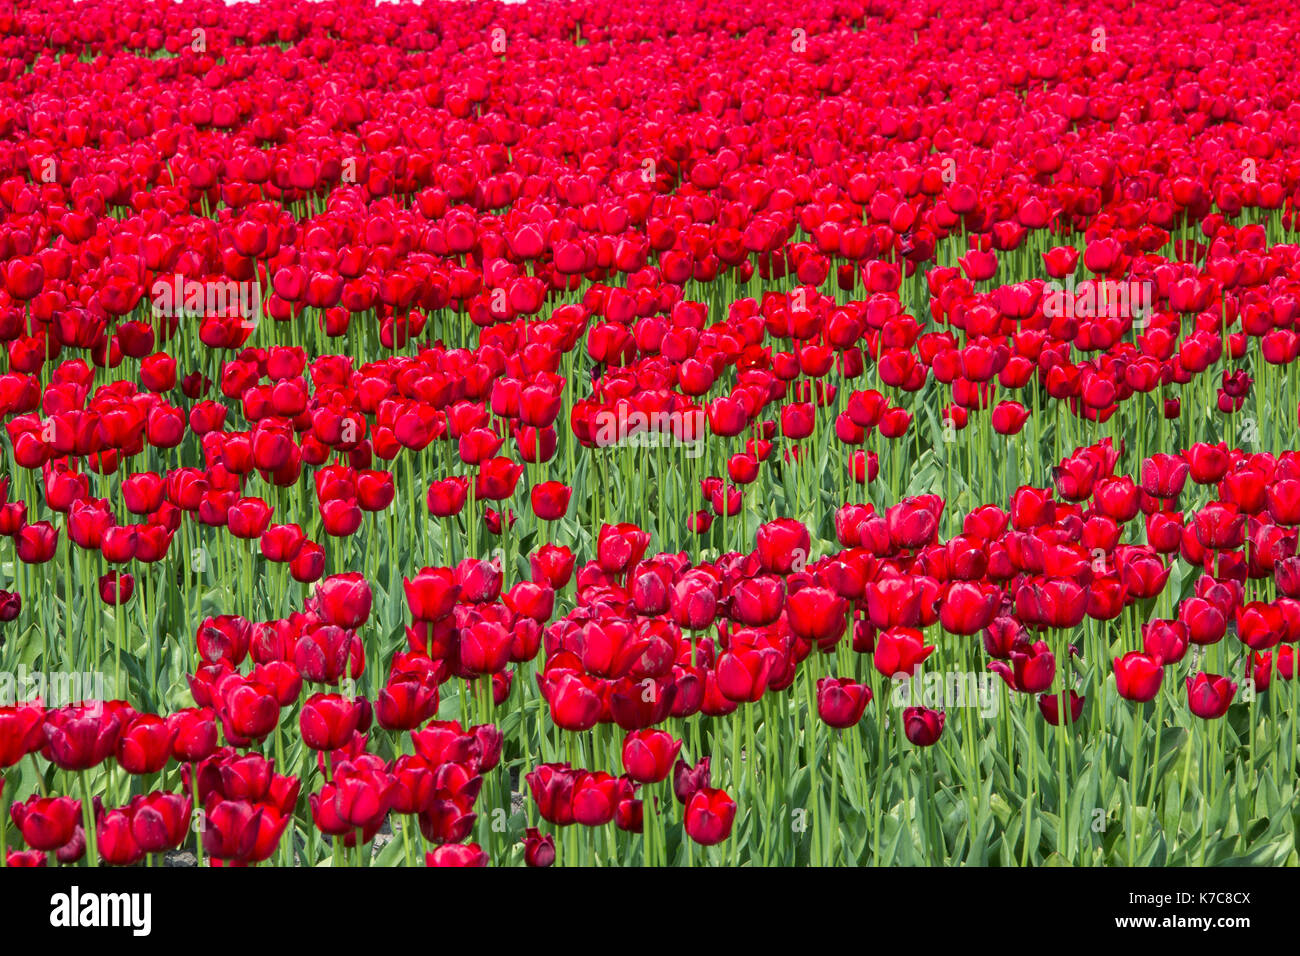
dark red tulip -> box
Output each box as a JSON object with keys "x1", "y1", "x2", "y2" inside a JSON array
[
  {"x1": 755, "y1": 518, "x2": 811, "y2": 574},
  {"x1": 97, "y1": 571, "x2": 135, "y2": 606},
  {"x1": 426, "y1": 843, "x2": 488, "y2": 867},
  {"x1": 526, "y1": 763, "x2": 579, "y2": 827},
  {"x1": 1143, "y1": 620, "x2": 1189, "y2": 666},
  {"x1": 1186, "y1": 673, "x2": 1237, "y2": 720},
  {"x1": 1038, "y1": 690, "x2": 1085, "y2": 726},
  {"x1": 530, "y1": 481, "x2": 572, "y2": 520},
  {"x1": 683, "y1": 787, "x2": 736, "y2": 846},
  {"x1": 523, "y1": 827, "x2": 555, "y2": 867},
  {"x1": 903, "y1": 707, "x2": 946, "y2": 746},
  {"x1": 10, "y1": 796, "x2": 80, "y2": 851},
  {"x1": 872, "y1": 626, "x2": 935, "y2": 678},
  {"x1": 300, "y1": 693, "x2": 365, "y2": 751},
  {"x1": 816, "y1": 677, "x2": 872, "y2": 728},
  {"x1": 404, "y1": 567, "x2": 460, "y2": 622}
]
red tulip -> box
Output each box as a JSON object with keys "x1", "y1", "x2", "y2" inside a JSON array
[
  {"x1": 0, "y1": 702, "x2": 45, "y2": 767},
  {"x1": 130, "y1": 792, "x2": 192, "y2": 853},
  {"x1": 902, "y1": 707, "x2": 946, "y2": 746},
  {"x1": 523, "y1": 827, "x2": 555, "y2": 867},
  {"x1": 530, "y1": 481, "x2": 572, "y2": 520},
  {"x1": 526, "y1": 763, "x2": 579, "y2": 826},
  {"x1": 427, "y1": 477, "x2": 469, "y2": 517},
  {"x1": 596, "y1": 523, "x2": 651, "y2": 574},
  {"x1": 1186, "y1": 673, "x2": 1236, "y2": 720},
  {"x1": 10, "y1": 796, "x2": 80, "y2": 851},
  {"x1": 116, "y1": 714, "x2": 176, "y2": 774},
  {"x1": 404, "y1": 567, "x2": 460, "y2": 621},
  {"x1": 261, "y1": 524, "x2": 306, "y2": 562},
  {"x1": 621, "y1": 730, "x2": 683, "y2": 783},
  {"x1": 217, "y1": 678, "x2": 281, "y2": 743},
  {"x1": 475, "y1": 457, "x2": 524, "y2": 500},
  {"x1": 97, "y1": 571, "x2": 135, "y2": 606},
  {"x1": 426, "y1": 843, "x2": 488, "y2": 867},
  {"x1": 1038, "y1": 691, "x2": 1085, "y2": 726},
  {"x1": 538, "y1": 671, "x2": 602, "y2": 732},
  {"x1": 939, "y1": 581, "x2": 1001, "y2": 635},
  {"x1": 97, "y1": 808, "x2": 144, "y2": 866},
  {"x1": 816, "y1": 677, "x2": 872, "y2": 728},
  {"x1": 991, "y1": 401, "x2": 1030, "y2": 435},
  {"x1": 571, "y1": 771, "x2": 628, "y2": 826},
  {"x1": 376, "y1": 678, "x2": 440, "y2": 732},
  {"x1": 290, "y1": 541, "x2": 327, "y2": 584},
  {"x1": 786, "y1": 586, "x2": 847, "y2": 648},
  {"x1": 989, "y1": 640, "x2": 1056, "y2": 694},
  {"x1": 683, "y1": 787, "x2": 736, "y2": 846},
  {"x1": 1142, "y1": 620, "x2": 1189, "y2": 666},
  {"x1": 15, "y1": 522, "x2": 58, "y2": 564},
  {"x1": 167, "y1": 708, "x2": 218, "y2": 763},
  {"x1": 1113, "y1": 652, "x2": 1163, "y2": 702},
  {"x1": 872, "y1": 626, "x2": 935, "y2": 678},
  {"x1": 300, "y1": 693, "x2": 365, "y2": 751},
  {"x1": 313, "y1": 573, "x2": 373, "y2": 629}
]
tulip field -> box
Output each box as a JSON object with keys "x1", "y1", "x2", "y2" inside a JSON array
[{"x1": 4, "y1": 0, "x2": 1300, "y2": 870}]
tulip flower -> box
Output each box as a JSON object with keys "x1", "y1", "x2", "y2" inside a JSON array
[
  {"x1": 300, "y1": 694, "x2": 365, "y2": 751},
  {"x1": 989, "y1": 640, "x2": 1056, "y2": 694},
  {"x1": 0, "y1": 584, "x2": 19, "y2": 623},
  {"x1": 755, "y1": 518, "x2": 811, "y2": 574},
  {"x1": 10, "y1": 796, "x2": 80, "y2": 852},
  {"x1": 130, "y1": 792, "x2": 192, "y2": 854},
  {"x1": 8, "y1": 0, "x2": 1300, "y2": 871},
  {"x1": 873, "y1": 627, "x2": 935, "y2": 678},
  {"x1": 116, "y1": 714, "x2": 176, "y2": 775},
  {"x1": 314, "y1": 573, "x2": 373, "y2": 630},
  {"x1": 1038, "y1": 691, "x2": 1085, "y2": 726},
  {"x1": 523, "y1": 827, "x2": 556, "y2": 867},
  {"x1": 427, "y1": 478, "x2": 469, "y2": 517},
  {"x1": 1186, "y1": 673, "x2": 1237, "y2": 720},
  {"x1": 903, "y1": 707, "x2": 946, "y2": 746},
  {"x1": 621, "y1": 730, "x2": 683, "y2": 784},
  {"x1": 683, "y1": 787, "x2": 736, "y2": 846},
  {"x1": 816, "y1": 677, "x2": 872, "y2": 728},
  {"x1": 42, "y1": 706, "x2": 123, "y2": 771},
  {"x1": 530, "y1": 481, "x2": 572, "y2": 520},
  {"x1": 97, "y1": 571, "x2": 135, "y2": 607},
  {"x1": 1113, "y1": 652, "x2": 1163, "y2": 703},
  {"x1": 426, "y1": 844, "x2": 488, "y2": 867}
]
